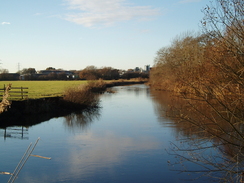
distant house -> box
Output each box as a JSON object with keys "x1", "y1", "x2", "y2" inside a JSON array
[
  {"x1": 37, "y1": 70, "x2": 75, "y2": 79},
  {"x1": 144, "y1": 65, "x2": 150, "y2": 72},
  {"x1": 133, "y1": 65, "x2": 150, "y2": 73},
  {"x1": 19, "y1": 70, "x2": 75, "y2": 80}
]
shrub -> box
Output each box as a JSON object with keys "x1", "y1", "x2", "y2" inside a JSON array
[{"x1": 63, "y1": 80, "x2": 106, "y2": 107}]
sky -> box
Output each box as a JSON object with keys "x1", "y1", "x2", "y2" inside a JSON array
[{"x1": 0, "y1": 0, "x2": 209, "y2": 73}]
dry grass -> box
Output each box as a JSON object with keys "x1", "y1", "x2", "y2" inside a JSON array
[{"x1": 63, "y1": 80, "x2": 106, "y2": 107}]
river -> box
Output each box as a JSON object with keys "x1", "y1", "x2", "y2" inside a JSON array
[{"x1": 0, "y1": 84, "x2": 225, "y2": 182}]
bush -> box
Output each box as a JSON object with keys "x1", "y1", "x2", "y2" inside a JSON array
[{"x1": 63, "y1": 80, "x2": 106, "y2": 107}]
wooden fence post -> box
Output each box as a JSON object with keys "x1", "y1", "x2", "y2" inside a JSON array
[
  {"x1": 21, "y1": 87, "x2": 23, "y2": 99},
  {"x1": 0, "y1": 85, "x2": 28, "y2": 99}
]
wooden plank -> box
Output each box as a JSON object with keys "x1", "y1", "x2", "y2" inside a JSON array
[
  {"x1": 0, "y1": 91, "x2": 28, "y2": 93},
  {"x1": 0, "y1": 171, "x2": 13, "y2": 175},
  {"x1": 0, "y1": 87, "x2": 28, "y2": 89},
  {"x1": 30, "y1": 154, "x2": 51, "y2": 160},
  {"x1": 0, "y1": 93, "x2": 28, "y2": 95},
  {"x1": 11, "y1": 87, "x2": 28, "y2": 89},
  {"x1": 0, "y1": 87, "x2": 28, "y2": 90},
  {"x1": 8, "y1": 91, "x2": 28, "y2": 93}
]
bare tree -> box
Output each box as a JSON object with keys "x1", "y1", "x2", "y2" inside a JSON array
[{"x1": 150, "y1": 0, "x2": 244, "y2": 182}]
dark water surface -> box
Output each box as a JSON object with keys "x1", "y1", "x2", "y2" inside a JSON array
[{"x1": 0, "y1": 85, "x2": 212, "y2": 183}]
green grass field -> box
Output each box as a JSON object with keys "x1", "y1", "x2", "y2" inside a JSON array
[{"x1": 0, "y1": 80, "x2": 87, "y2": 99}]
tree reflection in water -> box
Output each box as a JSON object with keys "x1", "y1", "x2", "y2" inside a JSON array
[
  {"x1": 63, "y1": 108, "x2": 101, "y2": 130},
  {"x1": 151, "y1": 89, "x2": 244, "y2": 182}
]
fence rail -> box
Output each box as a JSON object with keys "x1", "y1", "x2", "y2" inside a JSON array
[
  {"x1": 0, "y1": 127, "x2": 29, "y2": 140},
  {"x1": 0, "y1": 85, "x2": 28, "y2": 99}
]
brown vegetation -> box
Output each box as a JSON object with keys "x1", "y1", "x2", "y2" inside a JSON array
[
  {"x1": 79, "y1": 65, "x2": 149, "y2": 80},
  {"x1": 79, "y1": 66, "x2": 120, "y2": 80},
  {"x1": 63, "y1": 79, "x2": 106, "y2": 107},
  {"x1": 0, "y1": 84, "x2": 12, "y2": 113},
  {"x1": 149, "y1": 0, "x2": 244, "y2": 181},
  {"x1": 63, "y1": 79, "x2": 147, "y2": 107}
]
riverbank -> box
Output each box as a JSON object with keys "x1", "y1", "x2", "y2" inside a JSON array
[
  {"x1": 0, "y1": 97, "x2": 91, "y2": 127},
  {"x1": 0, "y1": 80, "x2": 147, "y2": 127}
]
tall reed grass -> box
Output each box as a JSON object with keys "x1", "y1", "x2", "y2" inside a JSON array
[{"x1": 63, "y1": 80, "x2": 106, "y2": 107}]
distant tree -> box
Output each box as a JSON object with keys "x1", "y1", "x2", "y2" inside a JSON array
[
  {"x1": 46, "y1": 67, "x2": 56, "y2": 70},
  {"x1": 121, "y1": 72, "x2": 140, "y2": 80},
  {"x1": 48, "y1": 72, "x2": 58, "y2": 80},
  {"x1": 19, "y1": 68, "x2": 36, "y2": 75},
  {"x1": 85, "y1": 65, "x2": 97, "y2": 71},
  {"x1": 98, "y1": 67, "x2": 120, "y2": 80},
  {"x1": 18, "y1": 68, "x2": 37, "y2": 80},
  {"x1": 0, "y1": 69, "x2": 10, "y2": 80},
  {"x1": 110, "y1": 69, "x2": 120, "y2": 80},
  {"x1": 38, "y1": 75, "x2": 49, "y2": 80},
  {"x1": 0, "y1": 69, "x2": 9, "y2": 74},
  {"x1": 134, "y1": 67, "x2": 140, "y2": 72},
  {"x1": 79, "y1": 65, "x2": 100, "y2": 80}
]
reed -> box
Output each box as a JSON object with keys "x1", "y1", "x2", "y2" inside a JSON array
[{"x1": 63, "y1": 80, "x2": 106, "y2": 107}]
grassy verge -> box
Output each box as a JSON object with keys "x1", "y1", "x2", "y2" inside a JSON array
[
  {"x1": 0, "y1": 79, "x2": 147, "y2": 100},
  {"x1": 0, "y1": 81, "x2": 87, "y2": 99},
  {"x1": 62, "y1": 79, "x2": 147, "y2": 107}
]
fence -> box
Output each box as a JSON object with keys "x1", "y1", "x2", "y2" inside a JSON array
[
  {"x1": 0, "y1": 127, "x2": 29, "y2": 140},
  {"x1": 0, "y1": 85, "x2": 28, "y2": 99}
]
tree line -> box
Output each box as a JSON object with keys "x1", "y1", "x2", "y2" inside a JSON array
[
  {"x1": 150, "y1": 0, "x2": 244, "y2": 97},
  {"x1": 149, "y1": 0, "x2": 244, "y2": 181},
  {"x1": 0, "y1": 66, "x2": 149, "y2": 80}
]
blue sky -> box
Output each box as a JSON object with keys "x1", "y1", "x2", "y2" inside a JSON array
[{"x1": 1, "y1": 0, "x2": 209, "y2": 73}]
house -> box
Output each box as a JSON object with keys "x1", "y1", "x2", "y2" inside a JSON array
[{"x1": 37, "y1": 70, "x2": 75, "y2": 79}]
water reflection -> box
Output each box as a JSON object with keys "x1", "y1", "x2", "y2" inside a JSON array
[
  {"x1": 1, "y1": 84, "x2": 225, "y2": 183},
  {"x1": 150, "y1": 89, "x2": 244, "y2": 182},
  {"x1": 0, "y1": 126, "x2": 29, "y2": 140},
  {"x1": 64, "y1": 130, "x2": 161, "y2": 182},
  {"x1": 112, "y1": 84, "x2": 151, "y2": 97},
  {"x1": 0, "y1": 108, "x2": 102, "y2": 144},
  {"x1": 63, "y1": 108, "x2": 101, "y2": 130}
]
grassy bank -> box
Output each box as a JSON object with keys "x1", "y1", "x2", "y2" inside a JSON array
[
  {"x1": 0, "y1": 79, "x2": 147, "y2": 100},
  {"x1": 0, "y1": 80, "x2": 107, "y2": 123},
  {"x1": 0, "y1": 81, "x2": 87, "y2": 99},
  {"x1": 0, "y1": 79, "x2": 147, "y2": 125}
]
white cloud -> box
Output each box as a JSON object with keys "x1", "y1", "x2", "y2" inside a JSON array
[
  {"x1": 1, "y1": 22, "x2": 10, "y2": 25},
  {"x1": 65, "y1": 131, "x2": 160, "y2": 177},
  {"x1": 64, "y1": 0, "x2": 160, "y2": 27},
  {"x1": 178, "y1": 0, "x2": 201, "y2": 3}
]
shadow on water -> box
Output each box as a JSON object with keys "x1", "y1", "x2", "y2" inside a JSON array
[
  {"x1": 150, "y1": 89, "x2": 244, "y2": 182},
  {"x1": 63, "y1": 107, "x2": 101, "y2": 130},
  {"x1": 0, "y1": 126, "x2": 29, "y2": 140},
  {"x1": 0, "y1": 107, "x2": 101, "y2": 143},
  {"x1": 0, "y1": 96, "x2": 102, "y2": 128}
]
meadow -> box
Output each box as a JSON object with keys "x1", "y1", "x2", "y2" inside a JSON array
[{"x1": 0, "y1": 80, "x2": 87, "y2": 99}]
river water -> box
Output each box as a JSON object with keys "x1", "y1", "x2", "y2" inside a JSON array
[{"x1": 0, "y1": 84, "x2": 218, "y2": 183}]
